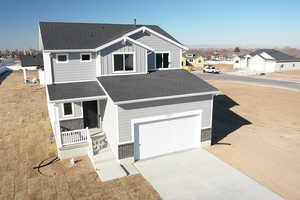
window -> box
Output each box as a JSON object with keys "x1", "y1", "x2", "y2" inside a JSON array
[
  {"x1": 56, "y1": 54, "x2": 68, "y2": 63},
  {"x1": 156, "y1": 52, "x2": 169, "y2": 68},
  {"x1": 113, "y1": 53, "x2": 134, "y2": 72},
  {"x1": 80, "y1": 53, "x2": 92, "y2": 62},
  {"x1": 63, "y1": 103, "x2": 74, "y2": 117}
]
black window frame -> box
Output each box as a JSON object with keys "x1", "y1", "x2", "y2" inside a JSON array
[
  {"x1": 113, "y1": 53, "x2": 135, "y2": 72},
  {"x1": 80, "y1": 53, "x2": 91, "y2": 62},
  {"x1": 155, "y1": 52, "x2": 170, "y2": 69},
  {"x1": 63, "y1": 102, "x2": 74, "y2": 117}
]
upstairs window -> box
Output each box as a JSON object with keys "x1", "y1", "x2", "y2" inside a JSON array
[
  {"x1": 62, "y1": 103, "x2": 74, "y2": 117},
  {"x1": 80, "y1": 53, "x2": 92, "y2": 62},
  {"x1": 113, "y1": 53, "x2": 134, "y2": 72},
  {"x1": 156, "y1": 52, "x2": 169, "y2": 69},
  {"x1": 56, "y1": 54, "x2": 68, "y2": 63}
]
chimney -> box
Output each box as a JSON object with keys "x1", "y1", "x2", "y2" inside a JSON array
[{"x1": 134, "y1": 18, "x2": 136, "y2": 25}]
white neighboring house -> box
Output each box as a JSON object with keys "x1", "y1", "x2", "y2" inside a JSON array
[
  {"x1": 20, "y1": 54, "x2": 45, "y2": 85},
  {"x1": 233, "y1": 49, "x2": 300, "y2": 73}
]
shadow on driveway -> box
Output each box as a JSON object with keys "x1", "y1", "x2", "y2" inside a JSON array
[{"x1": 212, "y1": 95, "x2": 252, "y2": 145}]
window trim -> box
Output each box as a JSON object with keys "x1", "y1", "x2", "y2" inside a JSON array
[
  {"x1": 154, "y1": 51, "x2": 171, "y2": 70},
  {"x1": 80, "y1": 53, "x2": 92, "y2": 63},
  {"x1": 62, "y1": 102, "x2": 74, "y2": 117},
  {"x1": 56, "y1": 53, "x2": 69, "y2": 64},
  {"x1": 112, "y1": 52, "x2": 136, "y2": 73}
]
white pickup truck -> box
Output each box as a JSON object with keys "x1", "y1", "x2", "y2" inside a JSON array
[{"x1": 203, "y1": 65, "x2": 221, "y2": 74}]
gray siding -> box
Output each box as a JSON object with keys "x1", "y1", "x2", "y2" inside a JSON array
[
  {"x1": 58, "y1": 102, "x2": 82, "y2": 119},
  {"x1": 52, "y1": 52, "x2": 96, "y2": 83},
  {"x1": 130, "y1": 32, "x2": 181, "y2": 69},
  {"x1": 100, "y1": 41, "x2": 147, "y2": 75},
  {"x1": 118, "y1": 95, "x2": 213, "y2": 143}
]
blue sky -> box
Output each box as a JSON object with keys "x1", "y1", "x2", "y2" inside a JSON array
[{"x1": 1, "y1": 0, "x2": 300, "y2": 50}]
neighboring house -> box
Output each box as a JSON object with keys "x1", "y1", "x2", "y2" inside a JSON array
[
  {"x1": 20, "y1": 54, "x2": 45, "y2": 84},
  {"x1": 39, "y1": 22, "x2": 219, "y2": 165},
  {"x1": 182, "y1": 51, "x2": 205, "y2": 67},
  {"x1": 234, "y1": 49, "x2": 300, "y2": 73}
]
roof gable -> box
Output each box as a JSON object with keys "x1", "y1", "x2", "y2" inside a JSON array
[{"x1": 249, "y1": 49, "x2": 300, "y2": 62}]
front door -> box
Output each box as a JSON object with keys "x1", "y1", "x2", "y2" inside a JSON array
[{"x1": 83, "y1": 101, "x2": 98, "y2": 128}]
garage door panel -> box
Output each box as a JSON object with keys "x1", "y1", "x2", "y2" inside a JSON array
[{"x1": 134, "y1": 113, "x2": 201, "y2": 160}]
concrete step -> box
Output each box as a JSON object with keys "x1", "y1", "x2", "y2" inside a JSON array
[
  {"x1": 120, "y1": 158, "x2": 139, "y2": 176},
  {"x1": 92, "y1": 149, "x2": 116, "y2": 164},
  {"x1": 95, "y1": 160, "x2": 127, "y2": 181}
]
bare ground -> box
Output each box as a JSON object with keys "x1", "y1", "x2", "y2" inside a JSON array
[
  {"x1": 0, "y1": 71, "x2": 160, "y2": 200},
  {"x1": 257, "y1": 70, "x2": 300, "y2": 82},
  {"x1": 207, "y1": 81, "x2": 300, "y2": 200},
  {"x1": 212, "y1": 64, "x2": 237, "y2": 72}
]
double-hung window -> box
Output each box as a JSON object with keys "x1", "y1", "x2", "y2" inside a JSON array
[
  {"x1": 155, "y1": 52, "x2": 169, "y2": 69},
  {"x1": 113, "y1": 53, "x2": 134, "y2": 72}
]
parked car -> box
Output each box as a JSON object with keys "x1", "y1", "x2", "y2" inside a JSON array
[{"x1": 203, "y1": 65, "x2": 220, "y2": 73}]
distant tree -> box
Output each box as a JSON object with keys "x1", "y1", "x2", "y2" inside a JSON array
[{"x1": 234, "y1": 47, "x2": 240, "y2": 54}]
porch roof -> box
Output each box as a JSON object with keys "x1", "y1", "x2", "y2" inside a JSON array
[{"x1": 47, "y1": 81, "x2": 106, "y2": 102}]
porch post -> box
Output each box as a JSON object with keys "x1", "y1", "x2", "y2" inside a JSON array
[
  {"x1": 54, "y1": 104, "x2": 63, "y2": 148},
  {"x1": 23, "y1": 68, "x2": 27, "y2": 83}
]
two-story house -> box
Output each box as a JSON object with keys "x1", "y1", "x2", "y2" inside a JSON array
[{"x1": 39, "y1": 22, "x2": 219, "y2": 168}]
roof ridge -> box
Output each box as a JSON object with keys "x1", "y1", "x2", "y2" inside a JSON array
[{"x1": 39, "y1": 21, "x2": 156, "y2": 27}]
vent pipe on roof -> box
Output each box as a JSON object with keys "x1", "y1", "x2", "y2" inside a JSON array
[{"x1": 134, "y1": 18, "x2": 136, "y2": 25}]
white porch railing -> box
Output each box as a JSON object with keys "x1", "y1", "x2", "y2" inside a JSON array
[{"x1": 61, "y1": 127, "x2": 88, "y2": 146}]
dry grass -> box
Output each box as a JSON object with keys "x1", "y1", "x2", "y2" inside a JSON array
[
  {"x1": 207, "y1": 81, "x2": 300, "y2": 200},
  {"x1": 258, "y1": 69, "x2": 300, "y2": 82},
  {"x1": 0, "y1": 71, "x2": 160, "y2": 200},
  {"x1": 212, "y1": 64, "x2": 237, "y2": 72}
]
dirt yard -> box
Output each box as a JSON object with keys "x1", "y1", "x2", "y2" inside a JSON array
[
  {"x1": 0, "y1": 71, "x2": 160, "y2": 200},
  {"x1": 257, "y1": 70, "x2": 300, "y2": 82},
  {"x1": 213, "y1": 64, "x2": 237, "y2": 72},
  {"x1": 207, "y1": 81, "x2": 300, "y2": 200}
]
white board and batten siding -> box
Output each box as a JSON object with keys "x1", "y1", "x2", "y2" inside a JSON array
[
  {"x1": 117, "y1": 95, "x2": 213, "y2": 144},
  {"x1": 100, "y1": 41, "x2": 148, "y2": 75},
  {"x1": 130, "y1": 32, "x2": 181, "y2": 69},
  {"x1": 101, "y1": 98, "x2": 119, "y2": 157},
  {"x1": 52, "y1": 52, "x2": 97, "y2": 83}
]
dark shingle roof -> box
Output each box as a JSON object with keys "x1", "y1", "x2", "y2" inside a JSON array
[
  {"x1": 20, "y1": 54, "x2": 43, "y2": 67},
  {"x1": 97, "y1": 69, "x2": 219, "y2": 103},
  {"x1": 39, "y1": 22, "x2": 181, "y2": 50},
  {"x1": 250, "y1": 49, "x2": 300, "y2": 62},
  {"x1": 47, "y1": 81, "x2": 105, "y2": 101}
]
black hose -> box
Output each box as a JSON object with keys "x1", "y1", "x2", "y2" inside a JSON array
[{"x1": 33, "y1": 156, "x2": 59, "y2": 170}]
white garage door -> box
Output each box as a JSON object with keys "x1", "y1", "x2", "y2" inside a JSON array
[{"x1": 134, "y1": 111, "x2": 202, "y2": 160}]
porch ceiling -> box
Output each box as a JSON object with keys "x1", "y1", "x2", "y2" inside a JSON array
[{"x1": 47, "y1": 81, "x2": 106, "y2": 102}]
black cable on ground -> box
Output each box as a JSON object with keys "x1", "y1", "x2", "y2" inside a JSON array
[{"x1": 32, "y1": 156, "x2": 60, "y2": 171}]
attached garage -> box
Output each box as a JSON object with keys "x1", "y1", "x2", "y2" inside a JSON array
[{"x1": 132, "y1": 110, "x2": 202, "y2": 160}]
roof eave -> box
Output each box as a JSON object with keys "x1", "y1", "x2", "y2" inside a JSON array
[{"x1": 114, "y1": 91, "x2": 220, "y2": 105}]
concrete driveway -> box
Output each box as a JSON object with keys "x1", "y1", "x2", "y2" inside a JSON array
[{"x1": 135, "y1": 149, "x2": 282, "y2": 200}]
